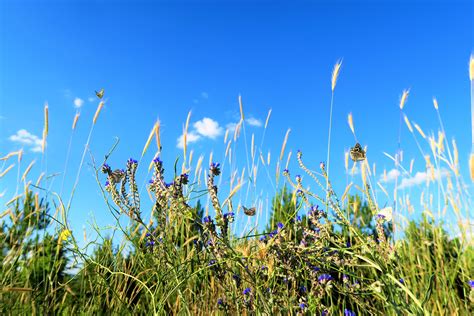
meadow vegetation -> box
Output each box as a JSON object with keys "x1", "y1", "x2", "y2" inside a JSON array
[{"x1": 1, "y1": 60, "x2": 473, "y2": 315}]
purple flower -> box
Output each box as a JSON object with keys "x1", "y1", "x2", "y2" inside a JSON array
[
  {"x1": 295, "y1": 174, "x2": 302, "y2": 182},
  {"x1": 210, "y1": 162, "x2": 221, "y2": 175},
  {"x1": 318, "y1": 274, "x2": 333, "y2": 283},
  {"x1": 321, "y1": 310, "x2": 329, "y2": 316},
  {"x1": 153, "y1": 157, "x2": 162, "y2": 164},
  {"x1": 128, "y1": 158, "x2": 138, "y2": 165},
  {"x1": 203, "y1": 216, "x2": 212, "y2": 223},
  {"x1": 299, "y1": 285, "x2": 307, "y2": 293},
  {"x1": 223, "y1": 212, "x2": 235, "y2": 222},
  {"x1": 243, "y1": 287, "x2": 251, "y2": 295},
  {"x1": 259, "y1": 235, "x2": 267, "y2": 242},
  {"x1": 299, "y1": 302, "x2": 307, "y2": 310},
  {"x1": 468, "y1": 280, "x2": 474, "y2": 289},
  {"x1": 399, "y1": 278, "x2": 405, "y2": 284},
  {"x1": 148, "y1": 179, "x2": 154, "y2": 184},
  {"x1": 104, "y1": 180, "x2": 110, "y2": 187},
  {"x1": 344, "y1": 309, "x2": 356, "y2": 316},
  {"x1": 376, "y1": 214, "x2": 386, "y2": 220},
  {"x1": 181, "y1": 173, "x2": 189, "y2": 184},
  {"x1": 283, "y1": 168, "x2": 289, "y2": 175},
  {"x1": 296, "y1": 215, "x2": 302, "y2": 222},
  {"x1": 277, "y1": 222, "x2": 284, "y2": 230},
  {"x1": 217, "y1": 298, "x2": 224, "y2": 306},
  {"x1": 208, "y1": 260, "x2": 216, "y2": 266}
]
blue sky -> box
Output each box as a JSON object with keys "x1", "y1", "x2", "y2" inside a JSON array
[{"x1": 0, "y1": 0, "x2": 472, "y2": 244}]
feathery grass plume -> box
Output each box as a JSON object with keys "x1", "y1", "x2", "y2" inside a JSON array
[
  {"x1": 383, "y1": 169, "x2": 387, "y2": 182},
  {"x1": 34, "y1": 193, "x2": 39, "y2": 211},
  {"x1": 331, "y1": 59, "x2": 342, "y2": 92},
  {"x1": 21, "y1": 160, "x2": 36, "y2": 181},
  {"x1": 264, "y1": 108, "x2": 272, "y2": 129},
  {"x1": 239, "y1": 95, "x2": 245, "y2": 121},
  {"x1": 225, "y1": 140, "x2": 232, "y2": 157},
  {"x1": 93, "y1": 101, "x2": 104, "y2": 124},
  {"x1": 437, "y1": 131, "x2": 445, "y2": 154},
  {"x1": 233, "y1": 120, "x2": 242, "y2": 141},
  {"x1": 0, "y1": 164, "x2": 15, "y2": 178},
  {"x1": 224, "y1": 128, "x2": 229, "y2": 144},
  {"x1": 433, "y1": 97, "x2": 439, "y2": 110},
  {"x1": 285, "y1": 151, "x2": 292, "y2": 170},
  {"x1": 183, "y1": 110, "x2": 192, "y2": 163},
  {"x1": 72, "y1": 112, "x2": 80, "y2": 130},
  {"x1": 267, "y1": 150, "x2": 271, "y2": 165},
  {"x1": 36, "y1": 172, "x2": 45, "y2": 186},
  {"x1": 44, "y1": 102, "x2": 49, "y2": 135},
  {"x1": 142, "y1": 122, "x2": 158, "y2": 158},
  {"x1": 410, "y1": 158, "x2": 414, "y2": 174},
  {"x1": 361, "y1": 160, "x2": 367, "y2": 188},
  {"x1": 403, "y1": 114, "x2": 413, "y2": 132},
  {"x1": 259, "y1": 153, "x2": 265, "y2": 166},
  {"x1": 348, "y1": 112, "x2": 355, "y2": 135},
  {"x1": 470, "y1": 54, "x2": 474, "y2": 81},
  {"x1": 399, "y1": 89, "x2": 409, "y2": 110},
  {"x1": 42, "y1": 102, "x2": 49, "y2": 153},
  {"x1": 6, "y1": 194, "x2": 22, "y2": 206},
  {"x1": 0, "y1": 150, "x2": 21, "y2": 161},
  {"x1": 279, "y1": 128, "x2": 291, "y2": 161},
  {"x1": 452, "y1": 139, "x2": 459, "y2": 175},
  {"x1": 413, "y1": 122, "x2": 426, "y2": 139},
  {"x1": 154, "y1": 120, "x2": 161, "y2": 151}
]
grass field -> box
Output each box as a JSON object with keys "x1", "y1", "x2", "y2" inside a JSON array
[{"x1": 1, "y1": 59, "x2": 473, "y2": 315}]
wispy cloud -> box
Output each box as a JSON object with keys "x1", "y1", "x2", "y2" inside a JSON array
[
  {"x1": 246, "y1": 117, "x2": 262, "y2": 127},
  {"x1": 398, "y1": 169, "x2": 448, "y2": 189},
  {"x1": 176, "y1": 117, "x2": 223, "y2": 148},
  {"x1": 346, "y1": 164, "x2": 360, "y2": 175},
  {"x1": 193, "y1": 118, "x2": 223, "y2": 139},
  {"x1": 381, "y1": 169, "x2": 401, "y2": 183},
  {"x1": 74, "y1": 97, "x2": 84, "y2": 108},
  {"x1": 177, "y1": 132, "x2": 201, "y2": 149},
  {"x1": 9, "y1": 129, "x2": 42, "y2": 152}
]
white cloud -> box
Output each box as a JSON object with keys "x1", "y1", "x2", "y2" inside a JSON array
[
  {"x1": 346, "y1": 164, "x2": 360, "y2": 175},
  {"x1": 193, "y1": 118, "x2": 223, "y2": 139},
  {"x1": 201, "y1": 92, "x2": 209, "y2": 99},
  {"x1": 9, "y1": 129, "x2": 42, "y2": 152},
  {"x1": 176, "y1": 132, "x2": 201, "y2": 149},
  {"x1": 381, "y1": 169, "x2": 401, "y2": 183},
  {"x1": 74, "y1": 97, "x2": 84, "y2": 108},
  {"x1": 398, "y1": 169, "x2": 448, "y2": 189},
  {"x1": 246, "y1": 117, "x2": 262, "y2": 127}
]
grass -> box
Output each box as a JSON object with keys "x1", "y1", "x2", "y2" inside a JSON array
[{"x1": 0, "y1": 59, "x2": 473, "y2": 315}]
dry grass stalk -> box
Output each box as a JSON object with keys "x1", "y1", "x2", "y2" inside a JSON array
[
  {"x1": 399, "y1": 89, "x2": 409, "y2": 110},
  {"x1": 21, "y1": 160, "x2": 36, "y2": 181},
  {"x1": 279, "y1": 128, "x2": 291, "y2": 161},
  {"x1": 72, "y1": 113, "x2": 80, "y2": 130},
  {"x1": 93, "y1": 101, "x2": 104, "y2": 125},
  {"x1": 331, "y1": 60, "x2": 342, "y2": 92},
  {"x1": 348, "y1": 113, "x2": 355, "y2": 135}
]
